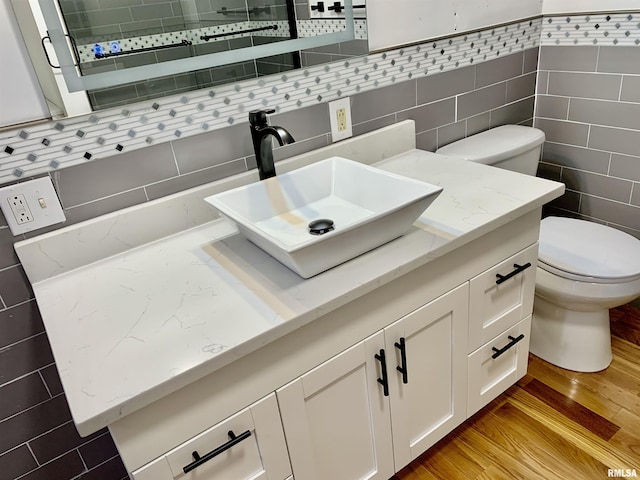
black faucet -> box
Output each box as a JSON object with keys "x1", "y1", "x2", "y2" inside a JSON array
[{"x1": 249, "y1": 109, "x2": 295, "y2": 180}]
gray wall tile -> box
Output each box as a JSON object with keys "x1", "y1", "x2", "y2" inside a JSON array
[
  {"x1": 610, "y1": 154, "x2": 640, "y2": 182},
  {"x1": 0, "y1": 373, "x2": 50, "y2": 421},
  {"x1": 351, "y1": 81, "x2": 417, "y2": 124},
  {"x1": 536, "y1": 95, "x2": 569, "y2": 119},
  {"x1": 524, "y1": 48, "x2": 539, "y2": 73},
  {"x1": 632, "y1": 184, "x2": 640, "y2": 207},
  {"x1": 536, "y1": 45, "x2": 640, "y2": 227},
  {"x1": 0, "y1": 228, "x2": 20, "y2": 270},
  {"x1": 352, "y1": 114, "x2": 396, "y2": 137},
  {"x1": 537, "y1": 162, "x2": 562, "y2": 182},
  {"x1": 79, "y1": 433, "x2": 120, "y2": 469},
  {"x1": 597, "y1": 46, "x2": 640, "y2": 74},
  {"x1": 437, "y1": 121, "x2": 466, "y2": 148},
  {"x1": 0, "y1": 302, "x2": 44, "y2": 350},
  {"x1": 539, "y1": 45, "x2": 598, "y2": 71},
  {"x1": 580, "y1": 195, "x2": 640, "y2": 230},
  {"x1": 534, "y1": 118, "x2": 589, "y2": 146},
  {"x1": 547, "y1": 72, "x2": 622, "y2": 100},
  {"x1": 172, "y1": 123, "x2": 252, "y2": 174},
  {"x1": 271, "y1": 103, "x2": 331, "y2": 140},
  {"x1": 476, "y1": 52, "x2": 523, "y2": 88},
  {"x1": 146, "y1": 160, "x2": 247, "y2": 200},
  {"x1": 53, "y1": 143, "x2": 178, "y2": 207},
  {"x1": 0, "y1": 334, "x2": 53, "y2": 386},
  {"x1": 130, "y1": 3, "x2": 174, "y2": 21},
  {"x1": 506, "y1": 72, "x2": 536, "y2": 102},
  {"x1": 621, "y1": 76, "x2": 640, "y2": 103},
  {"x1": 64, "y1": 189, "x2": 149, "y2": 226},
  {"x1": 536, "y1": 71, "x2": 548, "y2": 94},
  {"x1": 466, "y1": 112, "x2": 491, "y2": 136},
  {"x1": 541, "y1": 142, "x2": 610, "y2": 174},
  {"x1": 561, "y1": 168, "x2": 632, "y2": 203},
  {"x1": 589, "y1": 126, "x2": 640, "y2": 157},
  {"x1": 416, "y1": 129, "x2": 437, "y2": 152},
  {"x1": 0, "y1": 445, "x2": 38, "y2": 480},
  {"x1": 548, "y1": 190, "x2": 580, "y2": 213},
  {"x1": 457, "y1": 82, "x2": 506, "y2": 119},
  {"x1": 569, "y1": 98, "x2": 640, "y2": 130},
  {"x1": 0, "y1": 266, "x2": 33, "y2": 308},
  {"x1": 272, "y1": 135, "x2": 330, "y2": 161},
  {"x1": 416, "y1": 66, "x2": 475, "y2": 105},
  {"x1": 397, "y1": 98, "x2": 456, "y2": 134},
  {"x1": 490, "y1": 97, "x2": 535, "y2": 127}
]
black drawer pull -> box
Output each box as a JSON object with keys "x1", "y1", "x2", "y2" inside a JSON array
[
  {"x1": 375, "y1": 349, "x2": 390, "y2": 397},
  {"x1": 491, "y1": 334, "x2": 525, "y2": 359},
  {"x1": 183, "y1": 429, "x2": 252, "y2": 474},
  {"x1": 495, "y1": 262, "x2": 532, "y2": 285},
  {"x1": 395, "y1": 337, "x2": 408, "y2": 384}
]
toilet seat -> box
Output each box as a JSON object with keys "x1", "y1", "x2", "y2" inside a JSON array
[{"x1": 538, "y1": 216, "x2": 640, "y2": 284}]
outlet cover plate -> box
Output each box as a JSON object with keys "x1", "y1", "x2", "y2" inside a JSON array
[
  {"x1": 0, "y1": 177, "x2": 66, "y2": 236},
  {"x1": 329, "y1": 97, "x2": 353, "y2": 142}
]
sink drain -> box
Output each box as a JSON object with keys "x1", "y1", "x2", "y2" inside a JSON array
[{"x1": 308, "y1": 218, "x2": 334, "y2": 235}]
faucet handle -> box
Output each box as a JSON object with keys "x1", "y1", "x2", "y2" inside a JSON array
[{"x1": 249, "y1": 109, "x2": 276, "y2": 127}]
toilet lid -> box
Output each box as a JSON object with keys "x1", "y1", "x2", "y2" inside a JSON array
[{"x1": 539, "y1": 216, "x2": 640, "y2": 281}]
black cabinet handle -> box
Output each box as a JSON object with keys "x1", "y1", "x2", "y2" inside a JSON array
[
  {"x1": 375, "y1": 349, "x2": 389, "y2": 397},
  {"x1": 183, "y1": 429, "x2": 252, "y2": 474},
  {"x1": 491, "y1": 334, "x2": 525, "y2": 359},
  {"x1": 495, "y1": 262, "x2": 532, "y2": 285},
  {"x1": 311, "y1": 1, "x2": 325, "y2": 11},
  {"x1": 394, "y1": 337, "x2": 408, "y2": 384}
]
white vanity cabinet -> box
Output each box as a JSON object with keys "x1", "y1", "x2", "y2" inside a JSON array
[
  {"x1": 130, "y1": 393, "x2": 291, "y2": 480},
  {"x1": 276, "y1": 283, "x2": 469, "y2": 478},
  {"x1": 276, "y1": 331, "x2": 394, "y2": 480},
  {"x1": 384, "y1": 283, "x2": 468, "y2": 468},
  {"x1": 466, "y1": 244, "x2": 538, "y2": 416}
]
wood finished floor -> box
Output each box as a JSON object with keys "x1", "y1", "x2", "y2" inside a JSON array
[{"x1": 393, "y1": 304, "x2": 640, "y2": 480}]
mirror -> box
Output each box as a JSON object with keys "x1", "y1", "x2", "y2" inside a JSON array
[{"x1": 30, "y1": 0, "x2": 368, "y2": 114}]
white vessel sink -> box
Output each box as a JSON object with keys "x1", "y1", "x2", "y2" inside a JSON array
[{"x1": 205, "y1": 156, "x2": 443, "y2": 278}]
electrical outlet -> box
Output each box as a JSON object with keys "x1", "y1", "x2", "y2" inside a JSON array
[
  {"x1": 0, "y1": 177, "x2": 66, "y2": 236},
  {"x1": 8, "y1": 194, "x2": 34, "y2": 224},
  {"x1": 329, "y1": 98, "x2": 353, "y2": 142},
  {"x1": 336, "y1": 107, "x2": 347, "y2": 132}
]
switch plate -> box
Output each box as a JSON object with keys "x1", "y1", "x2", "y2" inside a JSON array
[
  {"x1": 329, "y1": 98, "x2": 353, "y2": 142},
  {"x1": 0, "y1": 177, "x2": 66, "y2": 236}
]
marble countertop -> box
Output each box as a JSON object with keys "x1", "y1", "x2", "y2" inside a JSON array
[{"x1": 17, "y1": 146, "x2": 564, "y2": 436}]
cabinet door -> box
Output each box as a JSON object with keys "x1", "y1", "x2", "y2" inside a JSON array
[
  {"x1": 277, "y1": 331, "x2": 394, "y2": 480},
  {"x1": 468, "y1": 244, "x2": 537, "y2": 352},
  {"x1": 131, "y1": 393, "x2": 291, "y2": 480},
  {"x1": 467, "y1": 315, "x2": 531, "y2": 417},
  {"x1": 385, "y1": 284, "x2": 469, "y2": 469}
]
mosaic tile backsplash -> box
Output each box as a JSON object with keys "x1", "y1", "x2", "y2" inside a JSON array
[{"x1": 0, "y1": 17, "x2": 541, "y2": 184}]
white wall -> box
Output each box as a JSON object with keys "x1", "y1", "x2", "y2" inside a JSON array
[
  {"x1": 0, "y1": 0, "x2": 49, "y2": 127},
  {"x1": 542, "y1": 0, "x2": 640, "y2": 14},
  {"x1": 368, "y1": 0, "x2": 543, "y2": 52}
]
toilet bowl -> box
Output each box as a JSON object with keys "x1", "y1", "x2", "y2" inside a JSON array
[
  {"x1": 531, "y1": 216, "x2": 640, "y2": 372},
  {"x1": 437, "y1": 125, "x2": 640, "y2": 372}
]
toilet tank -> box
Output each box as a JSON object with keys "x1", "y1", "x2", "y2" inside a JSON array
[{"x1": 436, "y1": 125, "x2": 545, "y2": 176}]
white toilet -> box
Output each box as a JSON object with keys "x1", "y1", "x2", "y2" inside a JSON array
[{"x1": 437, "y1": 125, "x2": 640, "y2": 372}]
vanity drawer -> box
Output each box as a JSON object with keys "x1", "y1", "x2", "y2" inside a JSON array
[
  {"x1": 468, "y1": 244, "x2": 537, "y2": 352},
  {"x1": 467, "y1": 315, "x2": 531, "y2": 417},
  {"x1": 131, "y1": 393, "x2": 291, "y2": 480}
]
